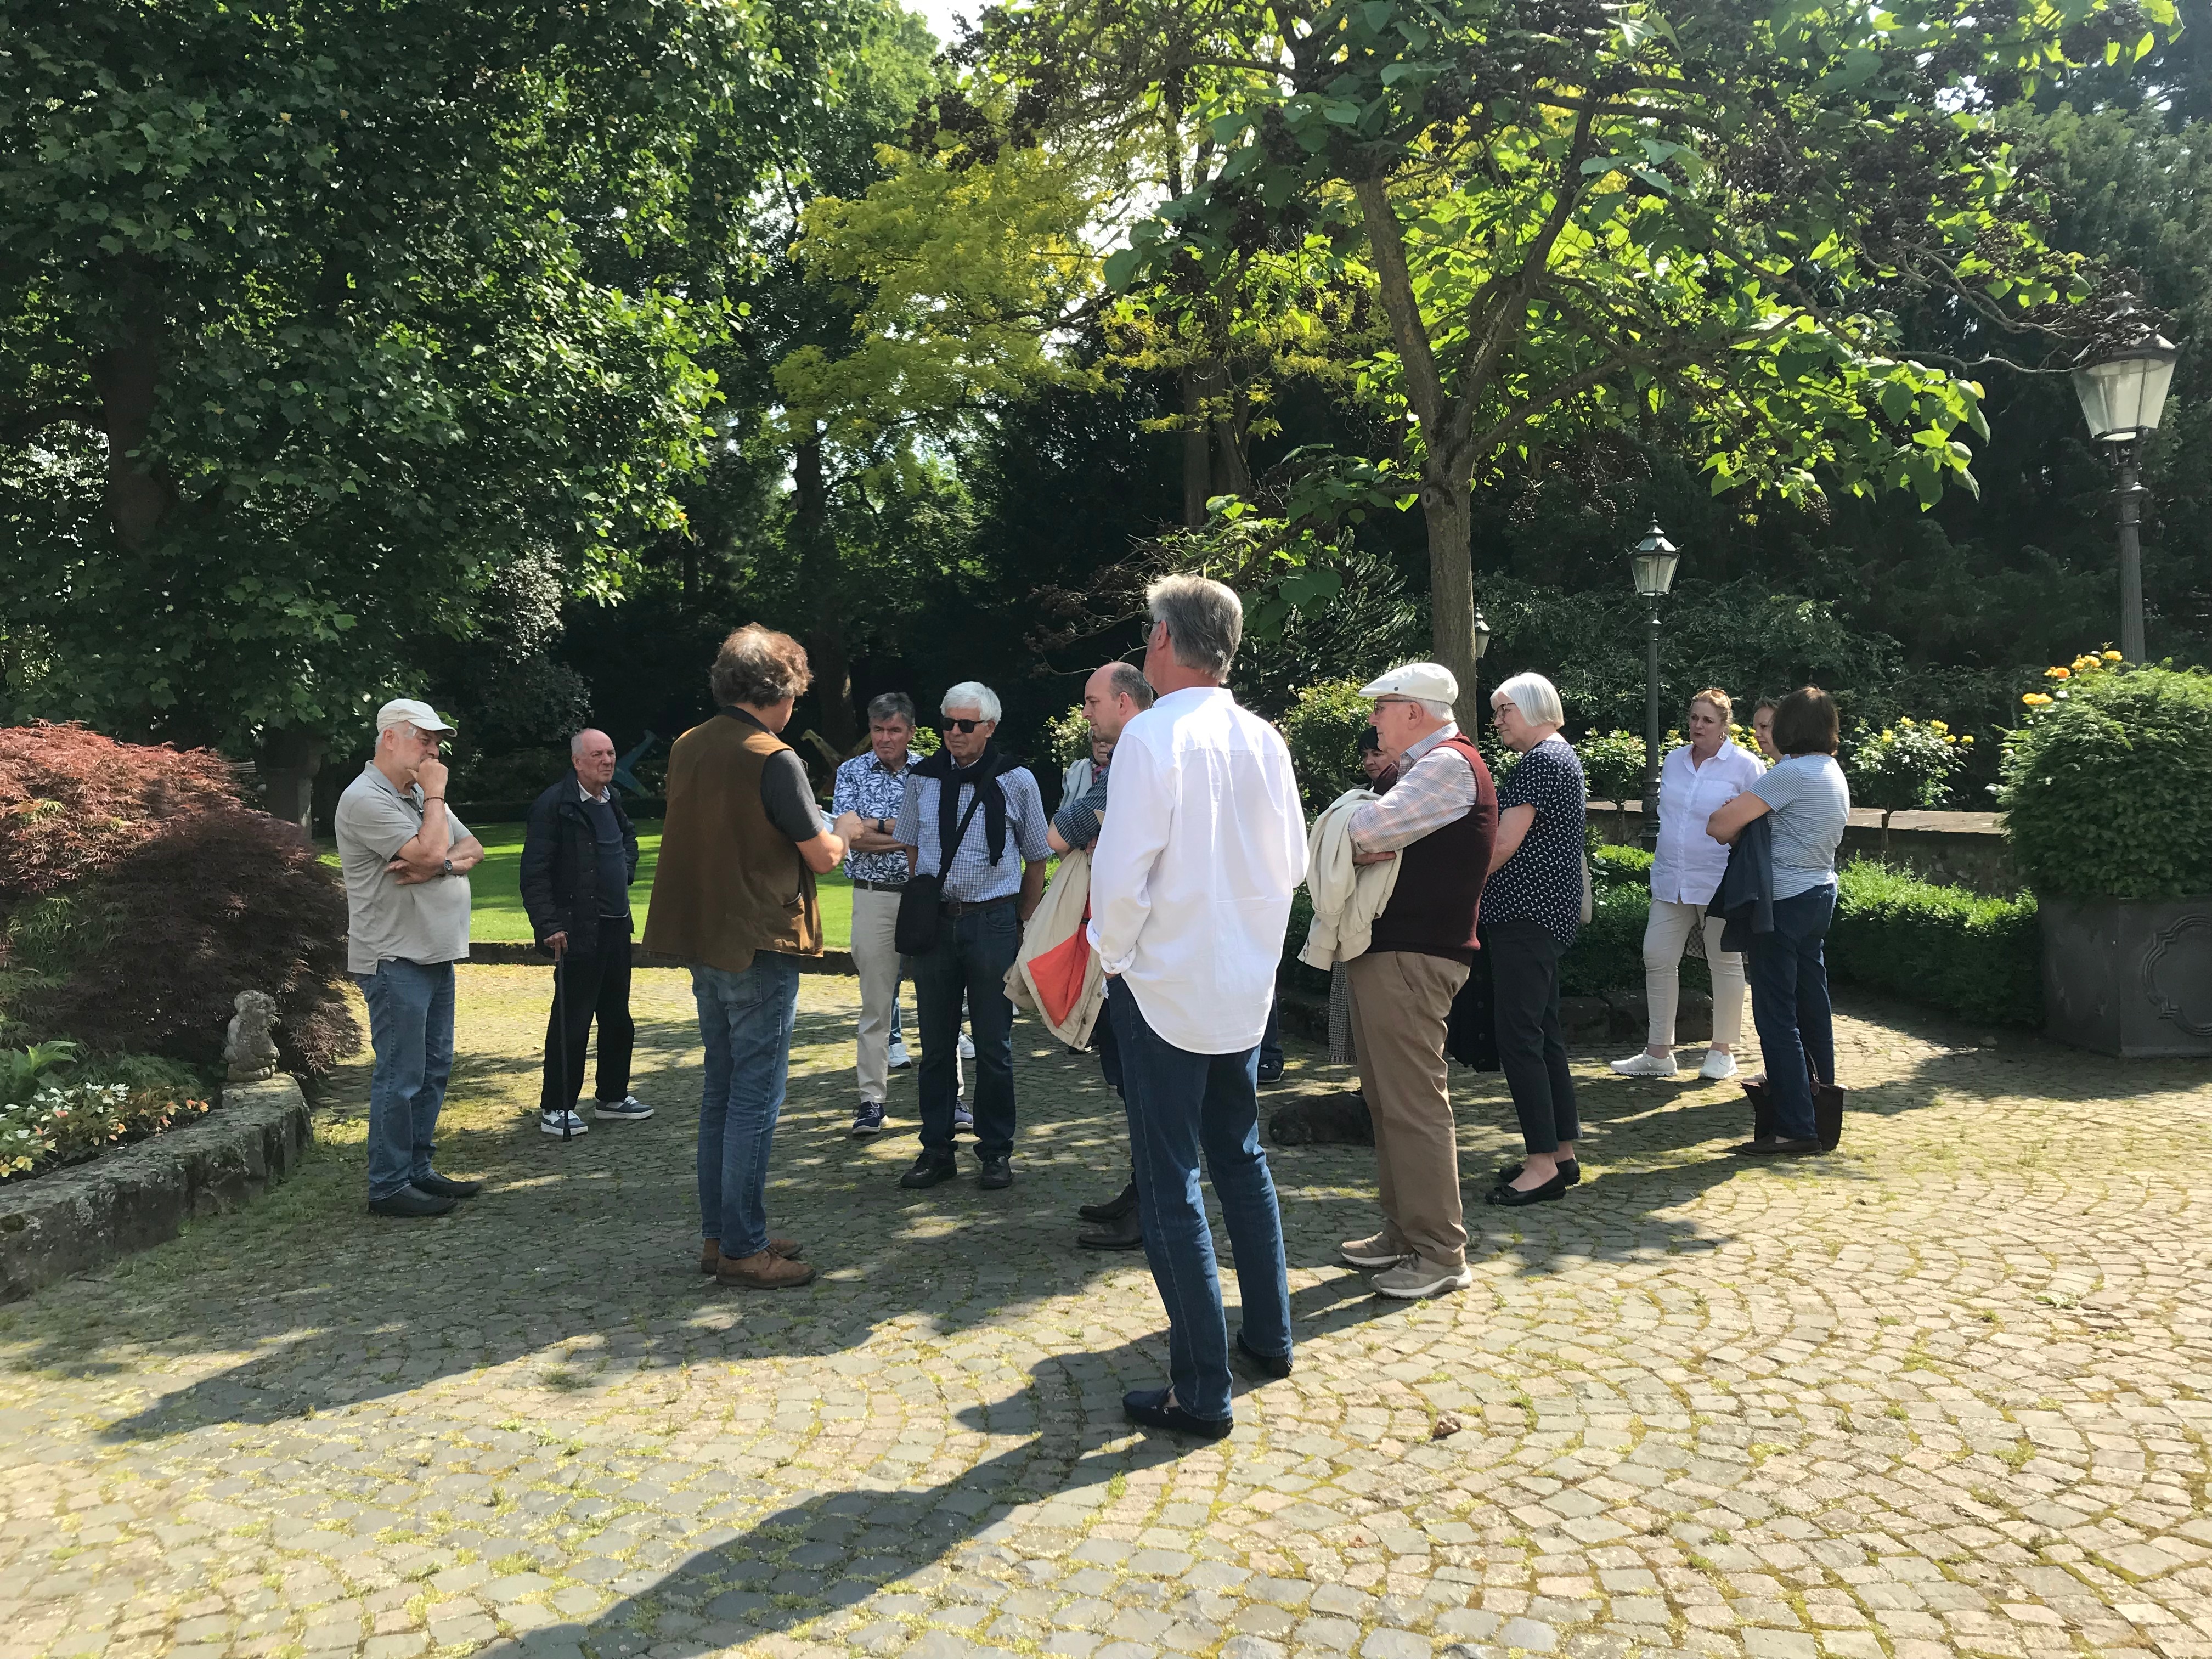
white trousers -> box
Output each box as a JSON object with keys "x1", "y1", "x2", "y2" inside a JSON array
[
  {"x1": 1644, "y1": 898, "x2": 1745, "y2": 1049},
  {"x1": 850, "y1": 888, "x2": 906, "y2": 1104}
]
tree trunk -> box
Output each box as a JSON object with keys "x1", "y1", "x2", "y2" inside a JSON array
[
  {"x1": 94, "y1": 334, "x2": 174, "y2": 549},
  {"x1": 790, "y1": 431, "x2": 855, "y2": 750},
  {"x1": 1179, "y1": 366, "x2": 1210, "y2": 526},
  {"x1": 1423, "y1": 473, "x2": 1483, "y2": 726}
]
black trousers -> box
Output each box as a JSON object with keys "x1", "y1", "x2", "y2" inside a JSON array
[
  {"x1": 540, "y1": 924, "x2": 635, "y2": 1111},
  {"x1": 1486, "y1": 919, "x2": 1580, "y2": 1154}
]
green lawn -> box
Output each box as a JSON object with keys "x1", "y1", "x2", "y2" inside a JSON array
[{"x1": 465, "y1": 820, "x2": 855, "y2": 950}]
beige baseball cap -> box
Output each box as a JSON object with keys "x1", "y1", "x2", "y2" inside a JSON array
[
  {"x1": 374, "y1": 698, "x2": 456, "y2": 735},
  {"x1": 1357, "y1": 662, "x2": 1460, "y2": 704}
]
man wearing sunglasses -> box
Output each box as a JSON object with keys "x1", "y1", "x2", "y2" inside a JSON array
[{"x1": 881, "y1": 682, "x2": 1051, "y2": 1190}]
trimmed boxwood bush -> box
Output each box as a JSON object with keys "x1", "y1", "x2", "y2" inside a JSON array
[
  {"x1": 1997, "y1": 662, "x2": 2212, "y2": 899},
  {"x1": 1827, "y1": 861, "x2": 2039, "y2": 1025},
  {"x1": 1280, "y1": 679, "x2": 1371, "y2": 810}
]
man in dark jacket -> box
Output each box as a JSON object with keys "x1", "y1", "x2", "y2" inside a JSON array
[{"x1": 522, "y1": 729, "x2": 648, "y2": 1136}]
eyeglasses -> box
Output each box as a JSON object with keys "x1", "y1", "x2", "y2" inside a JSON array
[
  {"x1": 1372, "y1": 696, "x2": 1420, "y2": 710},
  {"x1": 940, "y1": 718, "x2": 987, "y2": 733}
]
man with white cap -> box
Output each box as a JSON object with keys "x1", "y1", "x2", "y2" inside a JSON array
[
  {"x1": 1335, "y1": 663, "x2": 1498, "y2": 1297},
  {"x1": 335, "y1": 698, "x2": 487, "y2": 1218}
]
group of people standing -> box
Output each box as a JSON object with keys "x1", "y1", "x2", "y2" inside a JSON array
[{"x1": 332, "y1": 572, "x2": 1853, "y2": 1434}]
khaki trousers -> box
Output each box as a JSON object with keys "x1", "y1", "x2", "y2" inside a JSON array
[
  {"x1": 849, "y1": 887, "x2": 905, "y2": 1104},
  {"x1": 1347, "y1": 950, "x2": 1472, "y2": 1269}
]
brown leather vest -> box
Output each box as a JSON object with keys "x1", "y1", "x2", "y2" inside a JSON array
[
  {"x1": 643, "y1": 714, "x2": 822, "y2": 973},
  {"x1": 1366, "y1": 735, "x2": 1499, "y2": 966}
]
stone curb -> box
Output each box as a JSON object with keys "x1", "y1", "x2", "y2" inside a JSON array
[
  {"x1": 0, "y1": 1075, "x2": 311, "y2": 1304},
  {"x1": 464, "y1": 941, "x2": 859, "y2": 974}
]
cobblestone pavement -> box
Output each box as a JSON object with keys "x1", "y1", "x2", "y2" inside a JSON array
[{"x1": 4, "y1": 966, "x2": 2211, "y2": 1659}]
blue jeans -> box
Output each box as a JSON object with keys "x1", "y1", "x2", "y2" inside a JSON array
[
  {"x1": 1747, "y1": 884, "x2": 1837, "y2": 1141},
  {"x1": 357, "y1": 958, "x2": 456, "y2": 1200},
  {"x1": 694, "y1": 953, "x2": 802, "y2": 1258},
  {"x1": 1109, "y1": 978, "x2": 1293, "y2": 1422},
  {"x1": 911, "y1": 901, "x2": 1019, "y2": 1160}
]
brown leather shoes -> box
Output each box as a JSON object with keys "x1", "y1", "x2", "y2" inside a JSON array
[
  {"x1": 701, "y1": 1237, "x2": 803, "y2": 1272},
  {"x1": 715, "y1": 1249, "x2": 817, "y2": 1289}
]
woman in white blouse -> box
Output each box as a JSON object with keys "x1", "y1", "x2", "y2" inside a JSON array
[{"x1": 1611, "y1": 688, "x2": 1764, "y2": 1080}]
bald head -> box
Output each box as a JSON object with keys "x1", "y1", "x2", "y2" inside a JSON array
[
  {"x1": 1081, "y1": 662, "x2": 1155, "y2": 751},
  {"x1": 571, "y1": 728, "x2": 616, "y2": 792}
]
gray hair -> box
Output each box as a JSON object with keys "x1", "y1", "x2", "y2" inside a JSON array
[
  {"x1": 568, "y1": 730, "x2": 610, "y2": 758},
  {"x1": 1413, "y1": 697, "x2": 1454, "y2": 721},
  {"x1": 1147, "y1": 574, "x2": 1242, "y2": 678},
  {"x1": 866, "y1": 691, "x2": 917, "y2": 727},
  {"x1": 940, "y1": 680, "x2": 1002, "y2": 723},
  {"x1": 1108, "y1": 663, "x2": 1157, "y2": 709},
  {"x1": 1489, "y1": 671, "x2": 1565, "y2": 727}
]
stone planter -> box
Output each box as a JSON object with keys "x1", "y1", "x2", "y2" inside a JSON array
[{"x1": 2040, "y1": 895, "x2": 2212, "y2": 1058}]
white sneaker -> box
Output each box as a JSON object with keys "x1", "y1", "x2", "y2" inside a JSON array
[
  {"x1": 1699, "y1": 1050, "x2": 1739, "y2": 1080},
  {"x1": 1609, "y1": 1051, "x2": 1679, "y2": 1077},
  {"x1": 887, "y1": 1039, "x2": 911, "y2": 1070},
  {"x1": 957, "y1": 1032, "x2": 975, "y2": 1060},
  {"x1": 539, "y1": 1109, "x2": 589, "y2": 1137}
]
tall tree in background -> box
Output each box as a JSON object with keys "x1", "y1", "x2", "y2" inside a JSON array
[{"x1": 1059, "y1": 0, "x2": 2176, "y2": 718}]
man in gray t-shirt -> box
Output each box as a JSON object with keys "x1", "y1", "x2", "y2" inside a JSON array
[{"x1": 334, "y1": 698, "x2": 487, "y2": 1218}]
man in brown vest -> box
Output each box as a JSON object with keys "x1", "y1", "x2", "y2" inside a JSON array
[
  {"x1": 1336, "y1": 662, "x2": 1499, "y2": 1299},
  {"x1": 644, "y1": 625, "x2": 847, "y2": 1290}
]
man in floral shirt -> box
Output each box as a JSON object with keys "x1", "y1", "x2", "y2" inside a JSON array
[{"x1": 830, "y1": 693, "x2": 921, "y2": 1137}]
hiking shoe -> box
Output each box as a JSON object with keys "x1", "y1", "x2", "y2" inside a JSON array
[
  {"x1": 899, "y1": 1154, "x2": 958, "y2": 1189},
  {"x1": 978, "y1": 1155, "x2": 1013, "y2": 1190},
  {"x1": 539, "y1": 1108, "x2": 588, "y2": 1137},
  {"x1": 414, "y1": 1172, "x2": 482, "y2": 1200},
  {"x1": 850, "y1": 1101, "x2": 886, "y2": 1138},
  {"x1": 887, "y1": 1037, "x2": 912, "y2": 1069},
  {"x1": 1339, "y1": 1228, "x2": 1410, "y2": 1268},
  {"x1": 1080, "y1": 1181, "x2": 1138, "y2": 1223},
  {"x1": 368, "y1": 1184, "x2": 456, "y2": 1218},
  {"x1": 1609, "y1": 1051, "x2": 1679, "y2": 1077},
  {"x1": 1077, "y1": 1210, "x2": 1143, "y2": 1250},
  {"x1": 594, "y1": 1094, "x2": 653, "y2": 1121},
  {"x1": 952, "y1": 1105, "x2": 975, "y2": 1136},
  {"x1": 716, "y1": 1249, "x2": 816, "y2": 1290},
  {"x1": 1373, "y1": 1258, "x2": 1474, "y2": 1299},
  {"x1": 1699, "y1": 1050, "x2": 1739, "y2": 1080},
  {"x1": 704, "y1": 1237, "x2": 802, "y2": 1271}
]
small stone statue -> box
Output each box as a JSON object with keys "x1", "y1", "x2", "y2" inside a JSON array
[{"x1": 224, "y1": 990, "x2": 281, "y2": 1082}]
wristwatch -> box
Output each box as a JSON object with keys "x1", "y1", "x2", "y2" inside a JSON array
[
  {"x1": 441, "y1": 857, "x2": 454, "y2": 878},
  {"x1": 875, "y1": 817, "x2": 890, "y2": 836}
]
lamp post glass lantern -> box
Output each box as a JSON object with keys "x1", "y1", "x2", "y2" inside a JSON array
[
  {"x1": 2072, "y1": 315, "x2": 2177, "y2": 663},
  {"x1": 1630, "y1": 521, "x2": 1678, "y2": 848}
]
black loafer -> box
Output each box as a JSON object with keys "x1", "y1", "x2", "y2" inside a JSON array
[
  {"x1": 1078, "y1": 1211, "x2": 1144, "y2": 1250},
  {"x1": 899, "y1": 1155, "x2": 958, "y2": 1189},
  {"x1": 368, "y1": 1184, "x2": 456, "y2": 1218},
  {"x1": 1497, "y1": 1159, "x2": 1579, "y2": 1187},
  {"x1": 1079, "y1": 1181, "x2": 1138, "y2": 1223},
  {"x1": 978, "y1": 1156, "x2": 1013, "y2": 1190},
  {"x1": 1730, "y1": 1136, "x2": 1822, "y2": 1157},
  {"x1": 1485, "y1": 1171, "x2": 1569, "y2": 1207},
  {"x1": 1124, "y1": 1386, "x2": 1233, "y2": 1440},
  {"x1": 415, "y1": 1172, "x2": 483, "y2": 1199},
  {"x1": 1234, "y1": 1334, "x2": 1292, "y2": 1380}
]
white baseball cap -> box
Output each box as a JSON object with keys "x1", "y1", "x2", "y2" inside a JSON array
[
  {"x1": 1357, "y1": 662, "x2": 1460, "y2": 704},
  {"x1": 374, "y1": 698, "x2": 456, "y2": 735}
]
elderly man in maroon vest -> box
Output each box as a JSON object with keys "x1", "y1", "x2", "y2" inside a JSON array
[{"x1": 1336, "y1": 662, "x2": 1500, "y2": 1299}]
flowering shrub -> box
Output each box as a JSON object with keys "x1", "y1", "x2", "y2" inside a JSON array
[
  {"x1": 1999, "y1": 658, "x2": 2212, "y2": 899},
  {"x1": 1280, "y1": 679, "x2": 1373, "y2": 810},
  {"x1": 0, "y1": 1081, "x2": 212, "y2": 1180},
  {"x1": 1042, "y1": 703, "x2": 1091, "y2": 777},
  {"x1": 1576, "y1": 730, "x2": 1646, "y2": 802},
  {"x1": 1846, "y1": 717, "x2": 1972, "y2": 845}
]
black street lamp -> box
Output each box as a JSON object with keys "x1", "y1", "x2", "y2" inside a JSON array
[
  {"x1": 2071, "y1": 304, "x2": 2177, "y2": 662},
  {"x1": 1630, "y1": 520, "x2": 1680, "y2": 849},
  {"x1": 1471, "y1": 607, "x2": 1492, "y2": 706}
]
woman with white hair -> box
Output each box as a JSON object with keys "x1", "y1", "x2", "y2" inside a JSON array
[{"x1": 1481, "y1": 671, "x2": 1589, "y2": 1207}]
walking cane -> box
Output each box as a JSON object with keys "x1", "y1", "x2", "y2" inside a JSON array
[{"x1": 551, "y1": 945, "x2": 571, "y2": 1143}]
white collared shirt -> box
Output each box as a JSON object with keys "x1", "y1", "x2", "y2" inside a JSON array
[
  {"x1": 1086, "y1": 685, "x2": 1308, "y2": 1054},
  {"x1": 1651, "y1": 740, "x2": 1765, "y2": 906}
]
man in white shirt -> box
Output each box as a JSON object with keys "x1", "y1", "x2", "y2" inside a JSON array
[{"x1": 1088, "y1": 575, "x2": 1308, "y2": 1438}]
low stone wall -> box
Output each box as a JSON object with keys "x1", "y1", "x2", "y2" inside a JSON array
[
  {"x1": 1590, "y1": 801, "x2": 2017, "y2": 894},
  {"x1": 0, "y1": 1075, "x2": 311, "y2": 1304},
  {"x1": 464, "y1": 942, "x2": 857, "y2": 974}
]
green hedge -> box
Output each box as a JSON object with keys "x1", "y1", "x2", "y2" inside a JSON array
[{"x1": 1828, "y1": 860, "x2": 2039, "y2": 1025}]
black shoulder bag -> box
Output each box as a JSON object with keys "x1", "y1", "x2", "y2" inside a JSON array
[{"x1": 894, "y1": 783, "x2": 987, "y2": 956}]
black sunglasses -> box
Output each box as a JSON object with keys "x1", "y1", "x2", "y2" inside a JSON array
[{"x1": 939, "y1": 718, "x2": 987, "y2": 733}]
